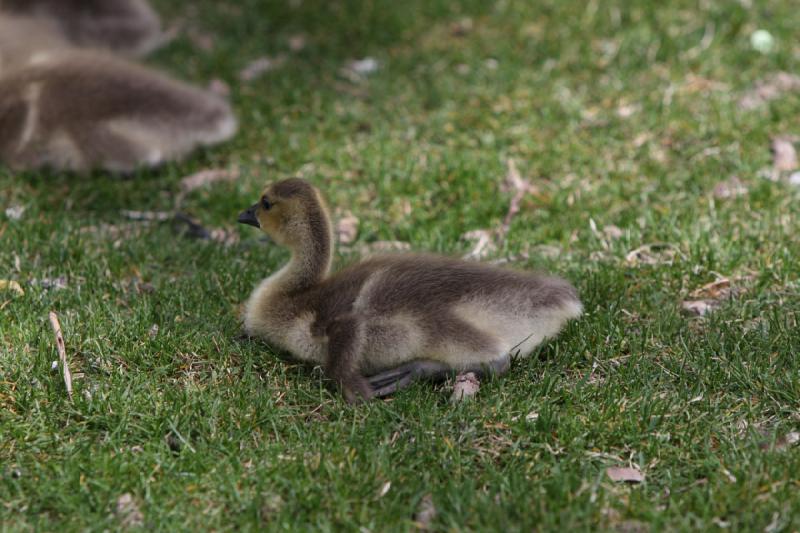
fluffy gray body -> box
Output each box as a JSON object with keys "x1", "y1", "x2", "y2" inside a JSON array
[
  {"x1": 0, "y1": 50, "x2": 236, "y2": 173},
  {"x1": 0, "y1": 0, "x2": 162, "y2": 57},
  {"x1": 244, "y1": 254, "x2": 582, "y2": 375}
]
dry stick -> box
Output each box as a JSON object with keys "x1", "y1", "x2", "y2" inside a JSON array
[
  {"x1": 497, "y1": 159, "x2": 537, "y2": 243},
  {"x1": 499, "y1": 188, "x2": 526, "y2": 241},
  {"x1": 48, "y1": 311, "x2": 73, "y2": 400}
]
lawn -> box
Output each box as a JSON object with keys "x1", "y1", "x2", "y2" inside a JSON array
[{"x1": 2, "y1": 0, "x2": 800, "y2": 530}]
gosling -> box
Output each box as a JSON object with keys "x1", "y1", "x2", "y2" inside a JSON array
[
  {"x1": 0, "y1": 0, "x2": 163, "y2": 57},
  {"x1": 0, "y1": 50, "x2": 236, "y2": 173},
  {"x1": 0, "y1": 15, "x2": 70, "y2": 69},
  {"x1": 238, "y1": 178, "x2": 582, "y2": 403}
]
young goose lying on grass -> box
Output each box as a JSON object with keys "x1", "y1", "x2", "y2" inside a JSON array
[
  {"x1": 0, "y1": 15, "x2": 70, "y2": 69},
  {"x1": 238, "y1": 178, "x2": 582, "y2": 403},
  {"x1": 0, "y1": 0, "x2": 163, "y2": 57},
  {"x1": 0, "y1": 50, "x2": 236, "y2": 173}
]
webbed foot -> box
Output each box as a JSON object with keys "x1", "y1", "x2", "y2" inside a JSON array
[{"x1": 366, "y1": 355, "x2": 512, "y2": 398}]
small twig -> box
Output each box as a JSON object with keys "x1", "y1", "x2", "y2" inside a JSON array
[
  {"x1": 498, "y1": 159, "x2": 538, "y2": 243},
  {"x1": 499, "y1": 188, "x2": 526, "y2": 240},
  {"x1": 48, "y1": 311, "x2": 72, "y2": 400}
]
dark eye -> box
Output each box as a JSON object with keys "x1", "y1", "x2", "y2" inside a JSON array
[{"x1": 261, "y1": 196, "x2": 271, "y2": 210}]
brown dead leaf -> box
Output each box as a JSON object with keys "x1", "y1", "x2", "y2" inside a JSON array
[
  {"x1": 713, "y1": 176, "x2": 748, "y2": 199},
  {"x1": 0, "y1": 280, "x2": 24, "y2": 296},
  {"x1": 689, "y1": 276, "x2": 749, "y2": 300},
  {"x1": 690, "y1": 279, "x2": 729, "y2": 300},
  {"x1": 240, "y1": 56, "x2": 286, "y2": 81},
  {"x1": 683, "y1": 275, "x2": 751, "y2": 316},
  {"x1": 739, "y1": 72, "x2": 800, "y2": 110},
  {"x1": 606, "y1": 466, "x2": 644, "y2": 483},
  {"x1": 180, "y1": 168, "x2": 239, "y2": 193},
  {"x1": 451, "y1": 372, "x2": 480, "y2": 403},
  {"x1": 414, "y1": 494, "x2": 437, "y2": 529},
  {"x1": 335, "y1": 212, "x2": 359, "y2": 244},
  {"x1": 114, "y1": 493, "x2": 143, "y2": 529},
  {"x1": 771, "y1": 137, "x2": 798, "y2": 172},
  {"x1": 624, "y1": 243, "x2": 681, "y2": 266}
]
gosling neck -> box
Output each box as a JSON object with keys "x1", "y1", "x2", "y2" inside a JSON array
[{"x1": 274, "y1": 213, "x2": 333, "y2": 293}]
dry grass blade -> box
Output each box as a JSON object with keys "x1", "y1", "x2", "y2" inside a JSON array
[
  {"x1": 48, "y1": 311, "x2": 73, "y2": 400},
  {"x1": 377, "y1": 481, "x2": 391, "y2": 498}
]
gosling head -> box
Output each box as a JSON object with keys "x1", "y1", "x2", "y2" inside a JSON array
[{"x1": 237, "y1": 178, "x2": 331, "y2": 250}]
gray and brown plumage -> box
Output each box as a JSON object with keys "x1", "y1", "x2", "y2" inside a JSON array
[
  {"x1": 238, "y1": 178, "x2": 582, "y2": 403},
  {"x1": 0, "y1": 49, "x2": 236, "y2": 173},
  {"x1": 0, "y1": 0, "x2": 163, "y2": 57}
]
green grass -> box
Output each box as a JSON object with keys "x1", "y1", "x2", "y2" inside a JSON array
[{"x1": 2, "y1": 0, "x2": 800, "y2": 530}]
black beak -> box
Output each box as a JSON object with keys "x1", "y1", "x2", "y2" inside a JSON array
[{"x1": 237, "y1": 204, "x2": 260, "y2": 228}]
